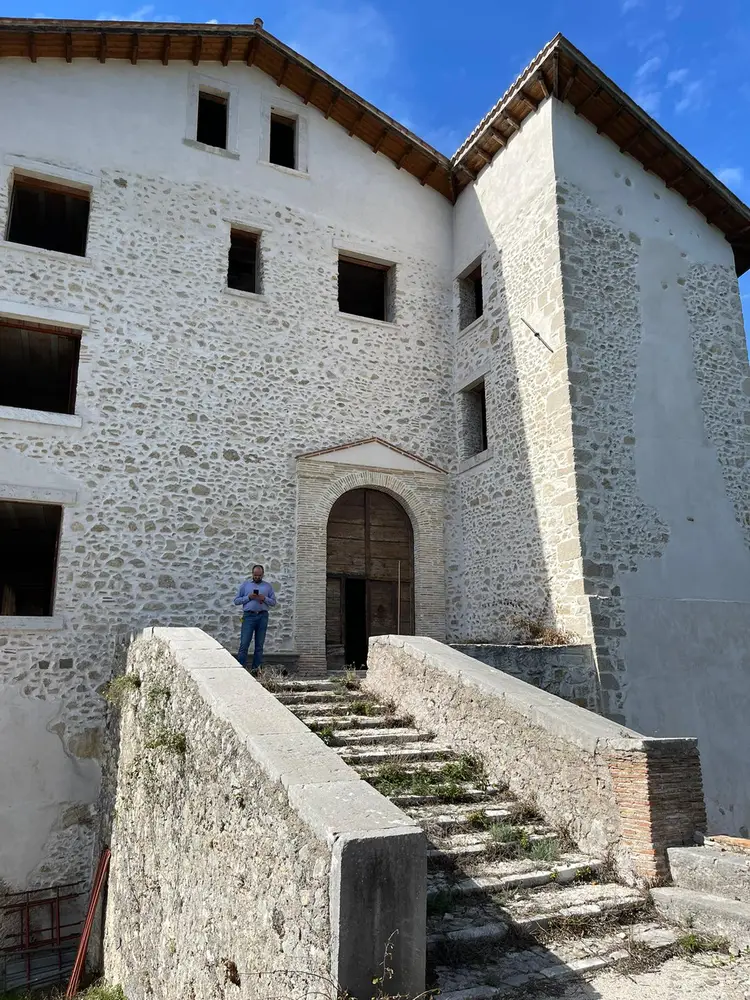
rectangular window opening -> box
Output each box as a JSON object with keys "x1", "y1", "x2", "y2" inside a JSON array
[
  {"x1": 270, "y1": 113, "x2": 297, "y2": 169},
  {"x1": 227, "y1": 229, "x2": 260, "y2": 294},
  {"x1": 197, "y1": 91, "x2": 228, "y2": 149},
  {"x1": 460, "y1": 378, "x2": 489, "y2": 458},
  {"x1": 338, "y1": 255, "x2": 392, "y2": 322},
  {"x1": 7, "y1": 176, "x2": 90, "y2": 257},
  {"x1": 459, "y1": 260, "x2": 484, "y2": 330},
  {"x1": 0, "y1": 320, "x2": 81, "y2": 415},
  {"x1": 0, "y1": 500, "x2": 62, "y2": 616}
]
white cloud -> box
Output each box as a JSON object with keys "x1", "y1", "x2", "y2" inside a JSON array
[
  {"x1": 622, "y1": 0, "x2": 643, "y2": 11},
  {"x1": 96, "y1": 5, "x2": 178, "y2": 19},
  {"x1": 632, "y1": 55, "x2": 662, "y2": 114},
  {"x1": 716, "y1": 167, "x2": 744, "y2": 188},
  {"x1": 666, "y1": 3, "x2": 683, "y2": 18},
  {"x1": 667, "y1": 67, "x2": 689, "y2": 85},
  {"x1": 635, "y1": 56, "x2": 662, "y2": 80},
  {"x1": 675, "y1": 78, "x2": 706, "y2": 113}
]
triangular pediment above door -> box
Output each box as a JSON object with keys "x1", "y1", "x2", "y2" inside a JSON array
[{"x1": 297, "y1": 438, "x2": 445, "y2": 474}]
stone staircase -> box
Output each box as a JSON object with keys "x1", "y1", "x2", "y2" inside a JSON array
[{"x1": 269, "y1": 674, "x2": 683, "y2": 999}]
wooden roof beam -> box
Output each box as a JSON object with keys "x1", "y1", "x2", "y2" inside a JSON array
[
  {"x1": 192, "y1": 35, "x2": 202, "y2": 65},
  {"x1": 535, "y1": 71, "x2": 550, "y2": 100},
  {"x1": 130, "y1": 32, "x2": 138, "y2": 65},
  {"x1": 561, "y1": 66, "x2": 578, "y2": 102},
  {"x1": 162, "y1": 34, "x2": 171, "y2": 66},
  {"x1": 552, "y1": 49, "x2": 560, "y2": 98},
  {"x1": 620, "y1": 125, "x2": 646, "y2": 154},
  {"x1": 347, "y1": 111, "x2": 366, "y2": 137},
  {"x1": 221, "y1": 36, "x2": 232, "y2": 67},
  {"x1": 575, "y1": 84, "x2": 603, "y2": 115},
  {"x1": 246, "y1": 37, "x2": 257, "y2": 66},
  {"x1": 502, "y1": 111, "x2": 520, "y2": 132},
  {"x1": 420, "y1": 162, "x2": 438, "y2": 186},
  {"x1": 474, "y1": 146, "x2": 493, "y2": 164},
  {"x1": 596, "y1": 106, "x2": 624, "y2": 134},
  {"x1": 276, "y1": 57, "x2": 289, "y2": 86},
  {"x1": 489, "y1": 124, "x2": 507, "y2": 147},
  {"x1": 456, "y1": 161, "x2": 477, "y2": 182},
  {"x1": 28, "y1": 31, "x2": 36, "y2": 63},
  {"x1": 65, "y1": 31, "x2": 72, "y2": 63},
  {"x1": 372, "y1": 128, "x2": 388, "y2": 154},
  {"x1": 666, "y1": 167, "x2": 690, "y2": 190},
  {"x1": 687, "y1": 187, "x2": 712, "y2": 209},
  {"x1": 301, "y1": 76, "x2": 316, "y2": 105},
  {"x1": 324, "y1": 90, "x2": 340, "y2": 119},
  {"x1": 396, "y1": 144, "x2": 413, "y2": 169},
  {"x1": 98, "y1": 31, "x2": 107, "y2": 63},
  {"x1": 517, "y1": 90, "x2": 538, "y2": 113}
]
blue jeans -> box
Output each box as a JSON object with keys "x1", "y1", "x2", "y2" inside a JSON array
[{"x1": 237, "y1": 611, "x2": 269, "y2": 672}]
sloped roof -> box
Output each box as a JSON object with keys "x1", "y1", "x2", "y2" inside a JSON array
[{"x1": 0, "y1": 19, "x2": 748, "y2": 273}]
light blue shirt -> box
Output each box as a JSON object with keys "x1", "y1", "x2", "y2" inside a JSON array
[{"x1": 233, "y1": 579, "x2": 277, "y2": 614}]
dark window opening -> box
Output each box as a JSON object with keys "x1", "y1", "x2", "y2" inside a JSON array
[
  {"x1": 338, "y1": 256, "x2": 391, "y2": 321},
  {"x1": 270, "y1": 113, "x2": 297, "y2": 169},
  {"x1": 0, "y1": 501, "x2": 62, "y2": 616},
  {"x1": 459, "y1": 259, "x2": 484, "y2": 330},
  {"x1": 197, "y1": 91, "x2": 228, "y2": 149},
  {"x1": 460, "y1": 379, "x2": 489, "y2": 458},
  {"x1": 344, "y1": 578, "x2": 368, "y2": 667},
  {"x1": 227, "y1": 229, "x2": 260, "y2": 294},
  {"x1": 0, "y1": 320, "x2": 81, "y2": 415},
  {"x1": 7, "y1": 177, "x2": 90, "y2": 257}
]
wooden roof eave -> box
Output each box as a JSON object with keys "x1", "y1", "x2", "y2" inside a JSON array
[
  {"x1": 0, "y1": 18, "x2": 452, "y2": 200},
  {"x1": 451, "y1": 33, "x2": 750, "y2": 275}
]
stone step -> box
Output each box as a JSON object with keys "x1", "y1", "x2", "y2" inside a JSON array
[
  {"x1": 427, "y1": 860, "x2": 602, "y2": 902},
  {"x1": 651, "y1": 886, "x2": 750, "y2": 950},
  {"x1": 427, "y1": 882, "x2": 645, "y2": 961},
  {"x1": 303, "y1": 714, "x2": 409, "y2": 730},
  {"x1": 272, "y1": 679, "x2": 336, "y2": 692},
  {"x1": 276, "y1": 690, "x2": 350, "y2": 705},
  {"x1": 333, "y1": 728, "x2": 435, "y2": 747},
  {"x1": 287, "y1": 701, "x2": 358, "y2": 717},
  {"x1": 391, "y1": 788, "x2": 495, "y2": 807},
  {"x1": 668, "y1": 845, "x2": 750, "y2": 904},
  {"x1": 432, "y1": 922, "x2": 679, "y2": 1000},
  {"x1": 412, "y1": 806, "x2": 518, "y2": 831},
  {"x1": 427, "y1": 832, "x2": 558, "y2": 867},
  {"x1": 337, "y1": 743, "x2": 453, "y2": 765}
]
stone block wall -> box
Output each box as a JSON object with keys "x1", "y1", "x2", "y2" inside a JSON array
[
  {"x1": 452, "y1": 643, "x2": 599, "y2": 711},
  {"x1": 103, "y1": 628, "x2": 425, "y2": 1000},
  {"x1": 368, "y1": 635, "x2": 706, "y2": 882}
]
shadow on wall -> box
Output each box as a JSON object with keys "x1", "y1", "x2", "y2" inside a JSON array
[{"x1": 448, "y1": 146, "x2": 583, "y2": 649}]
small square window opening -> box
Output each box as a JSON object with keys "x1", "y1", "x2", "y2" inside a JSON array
[
  {"x1": 459, "y1": 260, "x2": 484, "y2": 330},
  {"x1": 197, "y1": 91, "x2": 228, "y2": 149},
  {"x1": 338, "y1": 255, "x2": 394, "y2": 322},
  {"x1": 270, "y1": 113, "x2": 297, "y2": 169},
  {"x1": 7, "y1": 176, "x2": 90, "y2": 257},
  {"x1": 0, "y1": 320, "x2": 81, "y2": 415},
  {"x1": 228, "y1": 229, "x2": 260, "y2": 294},
  {"x1": 460, "y1": 379, "x2": 489, "y2": 458},
  {"x1": 0, "y1": 500, "x2": 62, "y2": 616}
]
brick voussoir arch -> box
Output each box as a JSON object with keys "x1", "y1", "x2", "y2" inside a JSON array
[{"x1": 295, "y1": 459, "x2": 446, "y2": 675}]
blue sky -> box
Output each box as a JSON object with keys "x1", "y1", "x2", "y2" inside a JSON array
[{"x1": 5, "y1": 0, "x2": 750, "y2": 337}]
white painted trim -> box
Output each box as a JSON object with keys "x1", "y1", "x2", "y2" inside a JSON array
[
  {"x1": 223, "y1": 287, "x2": 268, "y2": 304},
  {"x1": 0, "y1": 483, "x2": 78, "y2": 504},
  {"x1": 260, "y1": 92, "x2": 309, "y2": 174},
  {"x1": 0, "y1": 405, "x2": 83, "y2": 428},
  {"x1": 337, "y1": 311, "x2": 398, "y2": 329},
  {"x1": 0, "y1": 298, "x2": 90, "y2": 329},
  {"x1": 332, "y1": 238, "x2": 401, "y2": 267},
  {"x1": 222, "y1": 216, "x2": 274, "y2": 233},
  {"x1": 459, "y1": 447, "x2": 494, "y2": 474},
  {"x1": 0, "y1": 615, "x2": 65, "y2": 631},
  {"x1": 186, "y1": 71, "x2": 240, "y2": 156},
  {"x1": 182, "y1": 138, "x2": 240, "y2": 161},
  {"x1": 258, "y1": 160, "x2": 311, "y2": 180},
  {"x1": 3, "y1": 154, "x2": 99, "y2": 191},
  {"x1": 456, "y1": 369, "x2": 490, "y2": 393},
  {"x1": 0, "y1": 241, "x2": 93, "y2": 266}
]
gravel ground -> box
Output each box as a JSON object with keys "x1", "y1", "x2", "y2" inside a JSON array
[{"x1": 563, "y1": 952, "x2": 750, "y2": 999}]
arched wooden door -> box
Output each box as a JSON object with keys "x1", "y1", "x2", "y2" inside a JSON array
[{"x1": 326, "y1": 488, "x2": 414, "y2": 669}]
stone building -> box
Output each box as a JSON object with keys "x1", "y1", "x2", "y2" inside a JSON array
[{"x1": 0, "y1": 18, "x2": 748, "y2": 899}]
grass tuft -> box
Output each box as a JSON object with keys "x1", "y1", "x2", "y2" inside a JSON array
[
  {"x1": 102, "y1": 673, "x2": 141, "y2": 706},
  {"x1": 677, "y1": 931, "x2": 729, "y2": 956},
  {"x1": 144, "y1": 727, "x2": 186, "y2": 755}
]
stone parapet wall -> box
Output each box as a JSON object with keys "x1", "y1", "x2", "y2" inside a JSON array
[
  {"x1": 368, "y1": 636, "x2": 706, "y2": 882},
  {"x1": 451, "y1": 643, "x2": 599, "y2": 711},
  {"x1": 103, "y1": 628, "x2": 425, "y2": 1000}
]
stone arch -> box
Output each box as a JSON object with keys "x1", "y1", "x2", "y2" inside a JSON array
[{"x1": 295, "y1": 460, "x2": 446, "y2": 674}]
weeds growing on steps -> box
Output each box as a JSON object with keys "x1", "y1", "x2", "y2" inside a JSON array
[
  {"x1": 316, "y1": 725, "x2": 344, "y2": 747},
  {"x1": 332, "y1": 669, "x2": 362, "y2": 692},
  {"x1": 0, "y1": 986, "x2": 127, "y2": 1000},
  {"x1": 367, "y1": 755, "x2": 487, "y2": 798},
  {"x1": 676, "y1": 931, "x2": 730, "y2": 956},
  {"x1": 102, "y1": 672, "x2": 141, "y2": 707}
]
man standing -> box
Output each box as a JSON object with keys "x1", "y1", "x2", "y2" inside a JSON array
[{"x1": 233, "y1": 564, "x2": 277, "y2": 675}]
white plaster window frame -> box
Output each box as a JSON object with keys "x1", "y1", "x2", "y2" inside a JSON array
[
  {"x1": 184, "y1": 72, "x2": 240, "y2": 158},
  {"x1": 334, "y1": 241, "x2": 399, "y2": 325},
  {"x1": 456, "y1": 370, "x2": 491, "y2": 463},
  {"x1": 0, "y1": 298, "x2": 89, "y2": 427},
  {"x1": 223, "y1": 219, "x2": 268, "y2": 298},
  {"x1": 1, "y1": 158, "x2": 97, "y2": 262},
  {"x1": 0, "y1": 487, "x2": 76, "y2": 632},
  {"x1": 259, "y1": 93, "x2": 309, "y2": 175},
  {"x1": 456, "y1": 252, "x2": 486, "y2": 334}
]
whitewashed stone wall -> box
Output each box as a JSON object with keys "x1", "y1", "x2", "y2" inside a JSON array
[
  {"x1": 0, "y1": 59, "x2": 452, "y2": 890},
  {"x1": 448, "y1": 100, "x2": 591, "y2": 645},
  {"x1": 550, "y1": 99, "x2": 750, "y2": 834}
]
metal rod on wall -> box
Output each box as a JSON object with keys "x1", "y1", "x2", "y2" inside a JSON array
[{"x1": 397, "y1": 560, "x2": 401, "y2": 635}]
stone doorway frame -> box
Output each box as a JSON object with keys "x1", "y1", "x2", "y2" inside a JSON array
[{"x1": 295, "y1": 451, "x2": 447, "y2": 674}]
